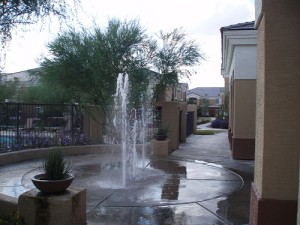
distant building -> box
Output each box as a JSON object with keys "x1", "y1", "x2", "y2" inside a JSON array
[
  {"x1": 187, "y1": 87, "x2": 224, "y2": 117},
  {"x1": 157, "y1": 83, "x2": 189, "y2": 102},
  {"x1": 1, "y1": 68, "x2": 39, "y2": 87},
  {"x1": 0, "y1": 68, "x2": 40, "y2": 102}
]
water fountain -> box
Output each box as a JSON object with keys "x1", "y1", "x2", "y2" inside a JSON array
[{"x1": 113, "y1": 73, "x2": 149, "y2": 186}]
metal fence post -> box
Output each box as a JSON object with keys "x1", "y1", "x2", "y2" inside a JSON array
[
  {"x1": 71, "y1": 104, "x2": 74, "y2": 141},
  {"x1": 16, "y1": 102, "x2": 20, "y2": 141}
]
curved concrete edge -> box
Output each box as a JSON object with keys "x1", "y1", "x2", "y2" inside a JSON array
[
  {"x1": 0, "y1": 144, "x2": 118, "y2": 218},
  {"x1": 0, "y1": 143, "x2": 151, "y2": 167},
  {"x1": 0, "y1": 193, "x2": 18, "y2": 218},
  {"x1": 0, "y1": 144, "x2": 121, "y2": 167},
  {"x1": 0, "y1": 143, "x2": 149, "y2": 218}
]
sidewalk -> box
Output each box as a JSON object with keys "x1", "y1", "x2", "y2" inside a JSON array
[{"x1": 169, "y1": 131, "x2": 254, "y2": 225}]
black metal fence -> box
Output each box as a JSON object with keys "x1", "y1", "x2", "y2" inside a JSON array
[{"x1": 0, "y1": 103, "x2": 85, "y2": 152}]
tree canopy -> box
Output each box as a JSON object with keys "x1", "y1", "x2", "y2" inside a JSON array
[
  {"x1": 151, "y1": 28, "x2": 205, "y2": 100},
  {"x1": 35, "y1": 18, "x2": 204, "y2": 111},
  {"x1": 38, "y1": 19, "x2": 154, "y2": 113},
  {"x1": 0, "y1": 76, "x2": 19, "y2": 102},
  {"x1": 0, "y1": 0, "x2": 79, "y2": 43}
]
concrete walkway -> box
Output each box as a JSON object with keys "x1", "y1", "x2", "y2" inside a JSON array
[
  {"x1": 168, "y1": 131, "x2": 254, "y2": 225},
  {"x1": 0, "y1": 127, "x2": 254, "y2": 225}
]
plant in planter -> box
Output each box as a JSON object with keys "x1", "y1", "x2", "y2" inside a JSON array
[
  {"x1": 153, "y1": 127, "x2": 169, "y2": 141},
  {"x1": 31, "y1": 148, "x2": 74, "y2": 194}
]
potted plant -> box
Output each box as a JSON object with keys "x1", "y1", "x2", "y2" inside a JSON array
[
  {"x1": 31, "y1": 148, "x2": 74, "y2": 194},
  {"x1": 153, "y1": 127, "x2": 169, "y2": 141}
]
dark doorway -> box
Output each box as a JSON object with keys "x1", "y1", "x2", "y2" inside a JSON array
[{"x1": 186, "y1": 111, "x2": 194, "y2": 137}]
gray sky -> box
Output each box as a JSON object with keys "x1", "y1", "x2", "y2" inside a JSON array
[{"x1": 2, "y1": 0, "x2": 255, "y2": 88}]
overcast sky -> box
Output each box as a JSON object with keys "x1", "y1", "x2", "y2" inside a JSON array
[{"x1": 2, "y1": 0, "x2": 255, "y2": 89}]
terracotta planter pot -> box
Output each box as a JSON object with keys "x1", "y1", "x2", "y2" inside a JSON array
[{"x1": 31, "y1": 173, "x2": 74, "y2": 194}]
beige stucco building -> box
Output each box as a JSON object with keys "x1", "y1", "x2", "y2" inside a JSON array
[
  {"x1": 249, "y1": 1, "x2": 300, "y2": 224},
  {"x1": 155, "y1": 83, "x2": 197, "y2": 151},
  {"x1": 221, "y1": 21, "x2": 257, "y2": 160},
  {"x1": 187, "y1": 87, "x2": 224, "y2": 117},
  {"x1": 221, "y1": 2, "x2": 300, "y2": 223},
  {"x1": 156, "y1": 83, "x2": 189, "y2": 102}
]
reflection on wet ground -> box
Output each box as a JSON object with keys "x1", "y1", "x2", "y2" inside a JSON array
[{"x1": 0, "y1": 132, "x2": 253, "y2": 225}]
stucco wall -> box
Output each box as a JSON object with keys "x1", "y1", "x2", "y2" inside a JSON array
[
  {"x1": 0, "y1": 193, "x2": 18, "y2": 218},
  {"x1": 254, "y1": 1, "x2": 300, "y2": 200},
  {"x1": 83, "y1": 106, "x2": 103, "y2": 144},
  {"x1": 254, "y1": 15, "x2": 265, "y2": 195},
  {"x1": 160, "y1": 101, "x2": 180, "y2": 151},
  {"x1": 233, "y1": 79, "x2": 256, "y2": 139}
]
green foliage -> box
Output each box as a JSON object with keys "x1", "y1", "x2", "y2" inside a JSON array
[
  {"x1": 154, "y1": 28, "x2": 204, "y2": 77},
  {"x1": 36, "y1": 19, "x2": 205, "y2": 108},
  {"x1": 223, "y1": 89, "x2": 229, "y2": 116},
  {"x1": 0, "y1": 69, "x2": 71, "y2": 103},
  {"x1": 37, "y1": 18, "x2": 152, "y2": 111},
  {"x1": 151, "y1": 28, "x2": 204, "y2": 101},
  {"x1": 0, "y1": 77, "x2": 20, "y2": 102},
  {"x1": 0, "y1": 0, "x2": 79, "y2": 43},
  {"x1": 43, "y1": 148, "x2": 72, "y2": 180},
  {"x1": 194, "y1": 130, "x2": 215, "y2": 135},
  {"x1": 21, "y1": 83, "x2": 73, "y2": 104},
  {"x1": 127, "y1": 68, "x2": 153, "y2": 107},
  {"x1": 155, "y1": 127, "x2": 169, "y2": 136},
  {"x1": 0, "y1": 212, "x2": 25, "y2": 225},
  {"x1": 199, "y1": 98, "x2": 210, "y2": 116}
]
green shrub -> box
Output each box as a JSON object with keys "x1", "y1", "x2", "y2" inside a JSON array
[
  {"x1": 194, "y1": 130, "x2": 215, "y2": 135},
  {"x1": 0, "y1": 212, "x2": 25, "y2": 225},
  {"x1": 211, "y1": 118, "x2": 228, "y2": 129},
  {"x1": 155, "y1": 127, "x2": 169, "y2": 136},
  {"x1": 43, "y1": 148, "x2": 72, "y2": 180}
]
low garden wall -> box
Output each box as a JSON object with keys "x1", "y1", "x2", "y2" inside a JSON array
[
  {"x1": 0, "y1": 144, "x2": 120, "y2": 167},
  {"x1": 0, "y1": 144, "x2": 122, "y2": 219},
  {"x1": 0, "y1": 193, "x2": 18, "y2": 219},
  {"x1": 0, "y1": 143, "x2": 154, "y2": 220}
]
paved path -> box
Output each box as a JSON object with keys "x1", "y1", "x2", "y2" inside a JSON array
[{"x1": 0, "y1": 129, "x2": 253, "y2": 225}]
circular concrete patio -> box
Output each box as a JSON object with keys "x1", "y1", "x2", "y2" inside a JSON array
[
  {"x1": 0, "y1": 132, "x2": 253, "y2": 224},
  {"x1": 0, "y1": 151, "x2": 243, "y2": 224}
]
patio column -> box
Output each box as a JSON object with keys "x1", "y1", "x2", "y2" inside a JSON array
[{"x1": 250, "y1": 0, "x2": 300, "y2": 225}]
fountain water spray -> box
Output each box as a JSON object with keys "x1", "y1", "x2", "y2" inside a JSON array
[{"x1": 113, "y1": 73, "x2": 148, "y2": 186}]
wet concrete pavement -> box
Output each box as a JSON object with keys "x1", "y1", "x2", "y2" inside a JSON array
[{"x1": 0, "y1": 126, "x2": 254, "y2": 225}]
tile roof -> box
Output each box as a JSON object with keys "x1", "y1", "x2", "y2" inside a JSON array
[
  {"x1": 187, "y1": 87, "x2": 224, "y2": 97},
  {"x1": 220, "y1": 21, "x2": 255, "y2": 32}
]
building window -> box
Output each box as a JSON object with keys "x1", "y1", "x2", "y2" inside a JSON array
[{"x1": 188, "y1": 98, "x2": 197, "y2": 104}]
